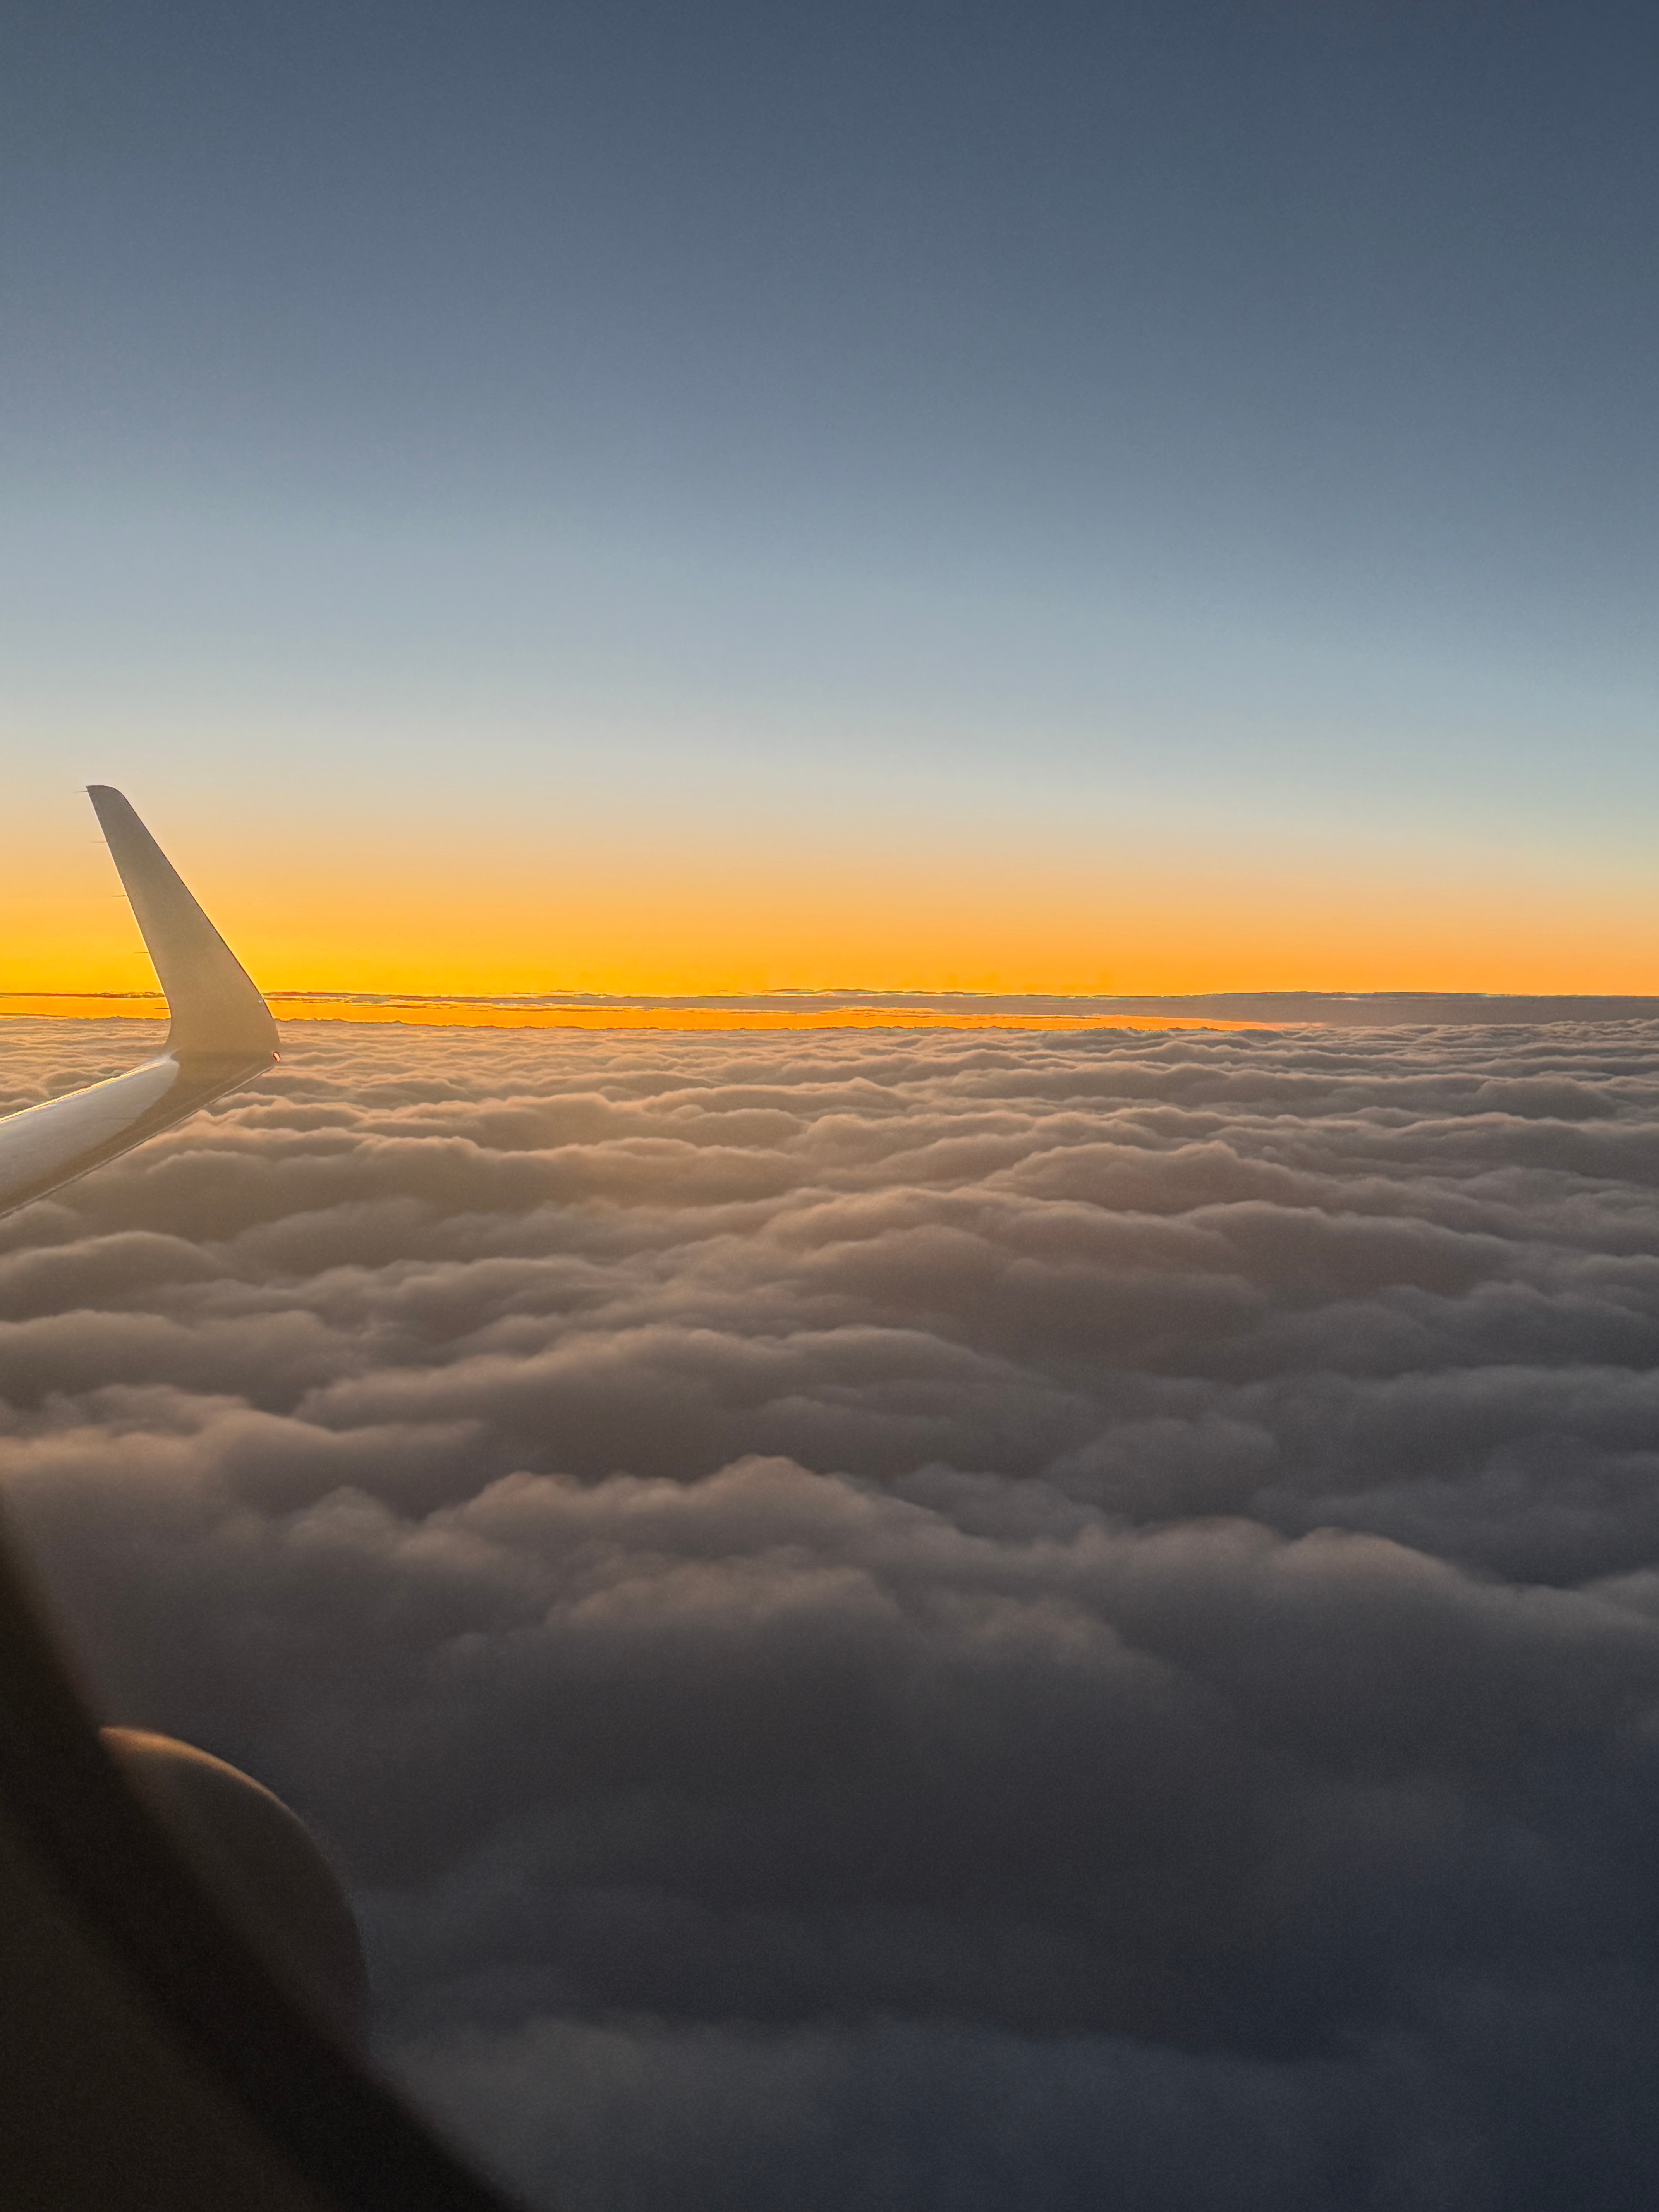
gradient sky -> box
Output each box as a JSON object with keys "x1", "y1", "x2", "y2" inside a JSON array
[{"x1": 4, "y1": 0, "x2": 1658, "y2": 994}]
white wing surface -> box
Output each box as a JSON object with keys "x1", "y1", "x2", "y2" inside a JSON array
[{"x1": 0, "y1": 789, "x2": 278, "y2": 1217}]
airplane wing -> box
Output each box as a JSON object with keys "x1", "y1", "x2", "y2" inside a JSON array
[
  {"x1": 0, "y1": 788, "x2": 280, "y2": 1218},
  {"x1": 0, "y1": 792, "x2": 517, "y2": 2206}
]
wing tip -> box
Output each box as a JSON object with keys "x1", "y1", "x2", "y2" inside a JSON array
[{"x1": 86, "y1": 789, "x2": 279, "y2": 1067}]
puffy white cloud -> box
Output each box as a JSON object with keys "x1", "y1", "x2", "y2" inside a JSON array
[{"x1": 6, "y1": 1013, "x2": 1659, "y2": 2207}]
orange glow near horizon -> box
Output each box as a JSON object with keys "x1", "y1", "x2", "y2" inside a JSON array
[
  {"x1": 0, "y1": 994, "x2": 1272, "y2": 1033},
  {"x1": 3, "y1": 817, "x2": 1659, "y2": 1001}
]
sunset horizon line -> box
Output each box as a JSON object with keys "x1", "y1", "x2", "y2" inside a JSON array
[{"x1": 8, "y1": 983, "x2": 1659, "y2": 1037}]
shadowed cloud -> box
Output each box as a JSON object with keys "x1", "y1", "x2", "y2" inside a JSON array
[{"x1": 6, "y1": 1014, "x2": 1659, "y2": 2209}]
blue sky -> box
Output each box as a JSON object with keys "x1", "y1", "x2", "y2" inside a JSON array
[{"x1": 4, "y1": 1, "x2": 1657, "y2": 986}]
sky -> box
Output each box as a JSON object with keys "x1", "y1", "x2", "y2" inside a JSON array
[
  {"x1": 11, "y1": 1014, "x2": 1659, "y2": 2210},
  {"x1": 5, "y1": 1, "x2": 1659, "y2": 994}
]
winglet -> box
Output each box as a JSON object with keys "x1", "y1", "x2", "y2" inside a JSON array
[{"x1": 88, "y1": 787, "x2": 279, "y2": 1067}]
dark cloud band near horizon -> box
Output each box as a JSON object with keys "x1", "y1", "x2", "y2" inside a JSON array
[{"x1": 6, "y1": 1016, "x2": 1659, "y2": 2209}]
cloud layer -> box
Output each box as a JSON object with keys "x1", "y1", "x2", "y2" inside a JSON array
[{"x1": 7, "y1": 1015, "x2": 1659, "y2": 2209}]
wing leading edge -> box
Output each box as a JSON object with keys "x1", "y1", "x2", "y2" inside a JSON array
[{"x1": 0, "y1": 789, "x2": 278, "y2": 1218}]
